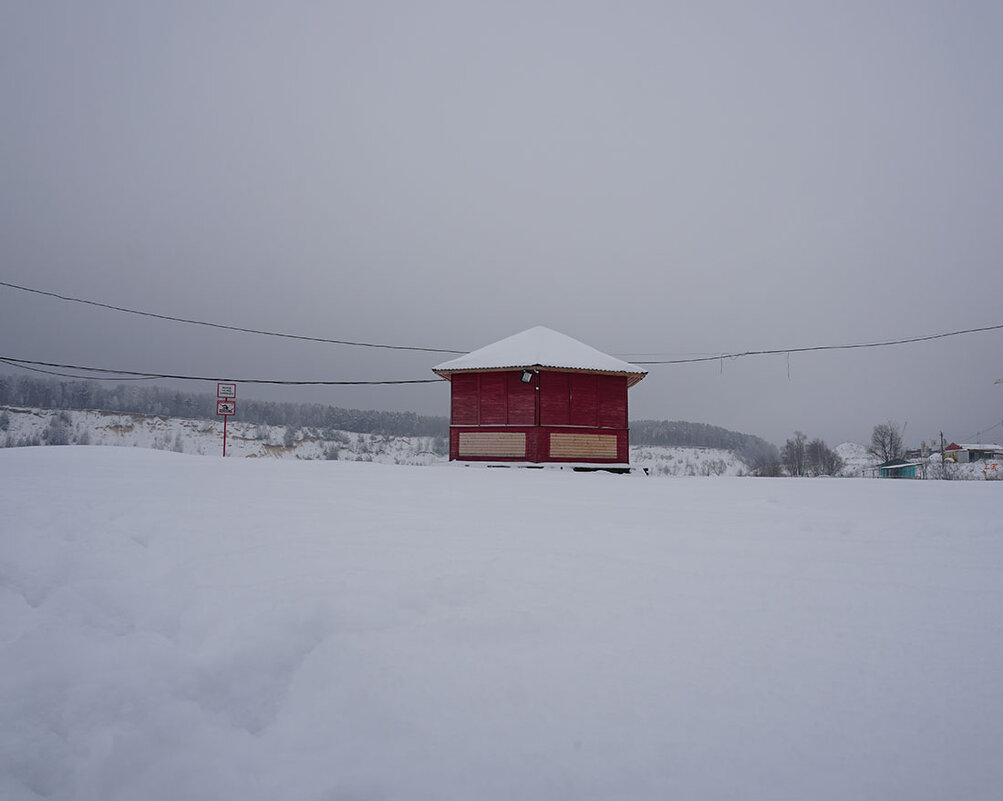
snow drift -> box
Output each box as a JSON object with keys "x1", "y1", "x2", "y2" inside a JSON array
[{"x1": 2, "y1": 447, "x2": 1001, "y2": 800}]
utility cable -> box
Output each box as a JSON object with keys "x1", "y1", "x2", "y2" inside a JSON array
[
  {"x1": 965, "y1": 420, "x2": 1003, "y2": 442},
  {"x1": 632, "y1": 322, "x2": 1003, "y2": 365},
  {"x1": 0, "y1": 280, "x2": 465, "y2": 355},
  {"x1": 4, "y1": 279, "x2": 1003, "y2": 367},
  {"x1": 0, "y1": 356, "x2": 442, "y2": 385},
  {"x1": 0, "y1": 358, "x2": 157, "y2": 381}
]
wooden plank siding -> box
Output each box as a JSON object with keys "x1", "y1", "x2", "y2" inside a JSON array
[
  {"x1": 450, "y1": 371, "x2": 537, "y2": 427},
  {"x1": 450, "y1": 373, "x2": 479, "y2": 425},
  {"x1": 507, "y1": 371, "x2": 536, "y2": 425},
  {"x1": 458, "y1": 431, "x2": 527, "y2": 458},
  {"x1": 449, "y1": 426, "x2": 628, "y2": 462},
  {"x1": 569, "y1": 374, "x2": 599, "y2": 428},
  {"x1": 450, "y1": 427, "x2": 540, "y2": 461},
  {"x1": 478, "y1": 372, "x2": 507, "y2": 425},
  {"x1": 549, "y1": 432, "x2": 618, "y2": 459},
  {"x1": 542, "y1": 428, "x2": 628, "y2": 462},
  {"x1": 598, "y1": 375, "x2": 627, "y2": 429},
  {"x1": 539, "y1": 371, "x2": 569, "y2": 426}
]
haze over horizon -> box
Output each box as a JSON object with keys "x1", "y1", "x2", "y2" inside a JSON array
[{"x1": 2, "y1": 1, "x2": 1002, "y2": 447}]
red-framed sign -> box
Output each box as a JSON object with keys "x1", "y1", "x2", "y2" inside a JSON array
[{"x1": 216, "y1": 384, "x2": 238, "y2": 456}]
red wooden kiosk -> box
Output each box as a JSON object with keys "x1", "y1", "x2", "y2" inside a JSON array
[{"x1": 433, "y1": 327, "x2": 646, "y2": 466}]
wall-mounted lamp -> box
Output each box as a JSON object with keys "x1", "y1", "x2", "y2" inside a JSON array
[{"x1": 520, "y1": 370, "x2": 534, "y2": 383}]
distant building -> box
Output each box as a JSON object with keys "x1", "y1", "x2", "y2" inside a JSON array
[
  {"x1": 874, "y1": 458, "x2": 926, "y2": 479},
  {"x1": 943, "y1": 443, "x2": 1003, "y2": 463},
  {"x1": 433, "y1": 326, "x2": 646, "y2": 466}
]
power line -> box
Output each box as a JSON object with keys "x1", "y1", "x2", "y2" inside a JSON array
[
  {"x1": 965, "y1": 420, "x2": 1003, "y2": 442},
  {"x1": 0, "y1": 356, "x2": 442, "y2": 386},
  {"x1": 0, "y1": 280, "x2": 465, "y2": 355},
  {"x1": 0, "y1": 358, "x2": 157, "y2": 381},
  {"x1": 632, "y1": 322, "x2": 1003, "y2": 365},
  {"x1": 4, "y1": 278, "x2": 1003, "y2": 368}
]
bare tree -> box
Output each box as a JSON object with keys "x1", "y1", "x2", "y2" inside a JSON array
[
  {"x1": 806, "y1": 438, "x2": 845, "y2": 476},
  {"x1": 749, "y1": 450, "x2": 783, "y2": 477},
  {"x1": 869, "y1": 421, "x2": 904, "y2": 463},
  {"x1": 782, "y1": 431, "x2": 809, "y2": 476}
]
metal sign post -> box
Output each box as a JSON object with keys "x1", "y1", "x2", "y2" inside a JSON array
[{"x1": 217, "y1": 383, "x2": 237, "y2": 456}]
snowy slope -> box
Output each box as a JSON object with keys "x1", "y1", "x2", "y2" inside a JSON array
[
  {"x1": 629, "y1": 444, "x2": 747, "y2": 476},
  {"x1": 1, "y1": 406, "x2": 750, "y2": 475},
  {"x1": 835, "y1": 441, "x2": 877, "y2": 476},
  {"x1": 2, "y1": 447, "x2": 1002, "y2": 801},
  {"x1": 0, "y1": 406, "x2": 446, "y2": 464}
]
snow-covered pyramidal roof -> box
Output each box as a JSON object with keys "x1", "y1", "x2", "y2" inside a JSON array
[{"x1": 433, "y1": 326, "x2": 647, "y2": 387}]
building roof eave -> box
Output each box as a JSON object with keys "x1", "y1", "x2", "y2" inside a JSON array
[
  {"x1": 433, "y1": 364, "x2": 648, "y2": 387},
  {"x1": 432, "y1": 326, "x2": 648, "y2": 387}
]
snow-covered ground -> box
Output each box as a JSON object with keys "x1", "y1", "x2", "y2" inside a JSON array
[{"x1": 2, "y1": 447, "x2": 1001, "y2": 801}]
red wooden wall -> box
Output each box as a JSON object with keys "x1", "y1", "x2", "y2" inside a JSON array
[
  {"x1": 451, "y1": 371, "x2": 627, "y2": 428},
  {"x1": 451, "y1": 371, "x2": 538, "y2": 425},
  {"x1": 448, "y1": 370, "x2": 630, "y2": 462},
  {"x1": 539, "y1": 373, "x2": 626, "y2": 428}
]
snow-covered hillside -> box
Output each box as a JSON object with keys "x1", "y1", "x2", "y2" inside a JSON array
[
  {"x1": 629, "y1": 444, "x2": 747, "y2": 476},
  {"x1": 835, "y1": 441, "x2": 876, "y2": 476},
  {"x1": 0, "y1": 406, "x2": 751, "y2": 475},
  {"x1": 2, "y1": 447, "x2": 1001, "y2": 801},
  {"x1": 0, "y1": 405, "x2": 446, "y2": 465}
]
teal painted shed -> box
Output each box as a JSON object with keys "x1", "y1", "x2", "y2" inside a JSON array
[{"x1": 877, "y1": 458, "x2": 922, "y2": 479}]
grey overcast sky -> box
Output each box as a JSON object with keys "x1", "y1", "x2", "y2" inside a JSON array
[{"x1": 2, "y1": 1, "x2": 1002, "y2": 446}]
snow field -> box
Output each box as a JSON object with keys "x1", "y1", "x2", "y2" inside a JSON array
[{"x1": 2, "y1": 447, "x2": 1002, "y2": 800}]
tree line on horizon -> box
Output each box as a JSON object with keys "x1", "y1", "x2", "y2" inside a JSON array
[
  {"x1": 629, "y1": 419, "x2": 779, "y2": 469},
  {"x1": 0, "y1": 374, "x2": 447, "y2": 439},
  {"x1": 1, "y1": 374, "x2": 779, "y2": 457}
]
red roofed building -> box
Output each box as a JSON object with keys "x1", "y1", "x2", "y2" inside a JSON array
[
  {"x1": 433, "y1": 327, "x2": 646, "y2": 466},
  {"x1": 943, "y1": 442, "x2": 1003, "y2": 463}
]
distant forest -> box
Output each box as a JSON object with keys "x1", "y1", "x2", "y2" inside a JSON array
[
  {"x1": 0, "y1": 374, "x2": 447, "y2": 438},
  {"x1": 0, "y1": 374, "x2": 778, "y2": 458},
  {"x1": 631, "y1": 419, "x2": 778, "y2": 467}
]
